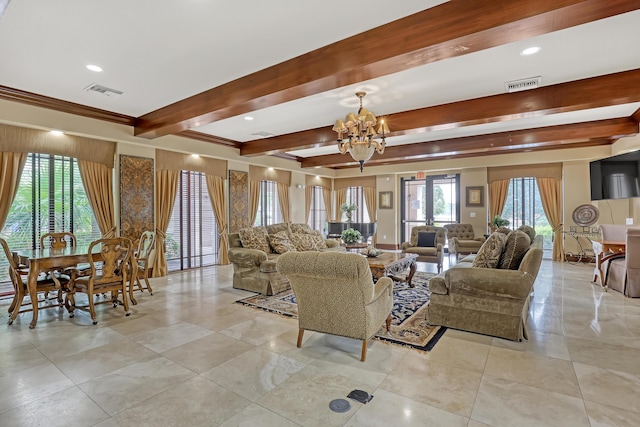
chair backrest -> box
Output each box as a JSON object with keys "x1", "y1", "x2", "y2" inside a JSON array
[
  {"x1": 277, "y1": 251, "x2": 375, "y2": 337},
  {"x1": 0, "y1": 238, "x2": 23, "y2": 288},
  {"x1": 626, "y1": 228, "x2": 640, "y2": 293},
  {"x1": 87, "y1": 237, "x2": 132, "y2": 284},
  {"x1": 443, "y1": 224, "x2": 476, "y2": 240},
  {"x1": 40, "y1": 232, "x2": 77, "y2": 250},
  {"x1": 409, "y1": 226, "x2": 447, "y2": 247},
  {"x1": 136, "y1": 231, "x2": 155, "y2": 264},
  {"x1": 599, "y1": 224, "x2": 631, "y2": 243}
]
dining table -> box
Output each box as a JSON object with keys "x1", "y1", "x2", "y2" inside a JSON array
[{"x1": 12, "y1": 244, "x2": 138, "y2": 328}]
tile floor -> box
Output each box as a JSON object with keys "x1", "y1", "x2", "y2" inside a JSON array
[{"x1": 1, "y1": 259, "x2": 640, "y2": 426}]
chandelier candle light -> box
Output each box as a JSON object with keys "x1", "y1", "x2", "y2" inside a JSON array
[{"x1": 333, "y1": 92, "x2": 388, "y2": 172}]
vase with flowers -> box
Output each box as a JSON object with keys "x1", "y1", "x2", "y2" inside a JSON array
[{"x1": 340, "y1": 202, "x2": 357, "y2": 222}]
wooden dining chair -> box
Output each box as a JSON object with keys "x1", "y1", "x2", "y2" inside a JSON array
[
  {"x1": 132, "y1": 230, "x2": 155, "y2": 295},
  {"x1": 1, "y1": 238, "x2": 67, "y2": 325},
  {"x1": 39, "y1": 231, "x2": 79, "y2": 302},
  {"x1": 65, "y1": 237, "x2": 133, "y2": 325}
]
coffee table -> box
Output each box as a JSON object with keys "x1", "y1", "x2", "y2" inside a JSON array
[{"x1": 366, "y1": 252, "x2": 418, "y2": 287}]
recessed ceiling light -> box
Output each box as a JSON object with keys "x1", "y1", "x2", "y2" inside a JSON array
[
  {"x1": 191, "y1": 154, "x2": 200, "y2": 158},
  {"x1": 86, "y1": 64, "x2": 103, "y2": 72},
  {"x1": 49, "y1": 130, "x2": 64, "y2": 135},
  {"x1": 520, "y1": 46, "x2": 541, "y2": 56},
  {"x1": 244, "y1": 116, "x2": 254, "y2": 121}
]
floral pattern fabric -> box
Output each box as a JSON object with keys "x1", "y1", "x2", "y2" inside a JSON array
[
  {"x1": 472, "y1": 232, "x2": 507, "y2": 268},
  {"x1": 290, "y1": 233, "x2": 317, "y2": 251},
  {"x1": 268, "y1": 231, "x2": 297, "y2": 254},
  {"x1": 239, "y1": 226, "x2": 271, "y2": 254}
]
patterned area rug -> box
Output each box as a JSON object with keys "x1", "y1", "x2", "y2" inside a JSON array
[{"x1": 236, "y1": 271, "x2": 446, "y2": 352}]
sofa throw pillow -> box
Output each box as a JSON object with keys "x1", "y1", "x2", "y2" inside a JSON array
[
  {"x1": 239, "y1": 226, "x2": 271, "y2": 254},
  {"x1": 499, "y1": 230, "x2": 531, "y2": 270},
  {"x1": 291, "y1": 233, "x2": 318, "y2": 251},
  {"x1": 290, "y1": 223, "x2": 314, "y2": 234},
  {"x1": 518, "y1": 224, "x2": 536, "y2": 242},
  {"x1": 310, "y1": 230, "x2": 328, "y2": 249},
  {"x1": 495, "y1": 226, "x2": 512, "y2": 235},
  {"x1": 268, "y1": 231, "x2": 297, "y2": 254},
  {"x1": 472, "y1": 232, "x2": 507, "y2": 268},
  {"x1": 417, "y1": 231, "x2": 437, "y2": 247}
]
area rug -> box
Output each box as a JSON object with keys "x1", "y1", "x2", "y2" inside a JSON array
[{"x1": 236, "y1": 271, "x2": 446, "y2": 352}]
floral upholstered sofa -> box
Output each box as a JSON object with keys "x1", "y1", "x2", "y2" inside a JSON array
[{"x1": 228, "y1": 222, "x2": 345, "y2": 295}]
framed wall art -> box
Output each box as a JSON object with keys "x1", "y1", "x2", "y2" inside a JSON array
[
  {"x1": 379, "y1": 191, "x2": 393, "y2": 209},
  {"x1": 466, "y1": 186, "x2": 484, "y2": 207}
]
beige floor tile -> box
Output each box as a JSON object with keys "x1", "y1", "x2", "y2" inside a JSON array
[
  {"x1": 427, "y1": 335, "x2": 490, "y2": 373},
  {"x1": 584, "y1": 400, "x2": 640, "y2": 427},
  {"x1": 78, "y1": 355, "x2": 195, "y2": 416},
  {"x1": 24, "y1": 326, "x2": 127, "y2": 360},
  {"x1": 0, "y1": 386, "x2": 109, "y2": 427},
  {"x1": 566, "y1": 336, "x2": 640, "y2": 376},
  {"x1": 130, "y1": 320, "x2": 213, "y2": 353},
  {"x1": 0, "y1": 362, "x2": 74, "y2": 413},
  {"x1": 113, "y1": 376, "x2": 251, "y2": 426},
  {"x1": 218, "y1": 314, "x2": 298, "y2": 346},
  {"x1": 202, "y1": 348, "x2": 306, "y2": 401},
  {"x1": 484, "y1": 346, "x2": 581, "y2": 398},
  {"x1": 0, "y1": 340, "x2": 50, "y2": 376},
  {"x1": 467, "y1": 420, "x2": 492, "y2": 427},
  {"x1": 379, "y1": 351, "x2": 482, "y2": 417},
  {"x1": 219, "y1": 403, "x2": 300, "y2": 427},
  {"x1": 573, "y1": 362, "x2": 640, "y2": 413},
  {"x1": 442, "y1": 328, "x2": 493, "y2": 345},
  {"x1": 162, "y1": 332, "x2": 253, "y2": 373},
  {"x1": 91, "y1": 419, "x2": 120, "y2": 427},
  {"x1": 471, "y1": 376, "x2": 590, "y2": 427},
  {"x1": 492, "y1": 330, "x2": 570, "y2": 360},
  {"x1": 346, "y1": 389, "x2": 468, "y2": 427}
]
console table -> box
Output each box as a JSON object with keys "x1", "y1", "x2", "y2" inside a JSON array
[{"x1": 563, "y1": 230, "x2": 599, "y2": 263}]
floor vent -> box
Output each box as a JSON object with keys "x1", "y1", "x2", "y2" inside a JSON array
[
  {"x1": 505, "y1": 76, "x2": 541, "y2": 93},
  {"x1": 83, "y1": 83, "x2": 123, "y2": 97}
]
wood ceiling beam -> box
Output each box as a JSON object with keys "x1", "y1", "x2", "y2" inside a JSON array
[
  {"x1": 300, "y1": 118, "x2": 638, "y2": 168},
  {"x1": 134, "y1": 0, "x2": 638, "y2": 139},
  {"x1": 243, "y1": 68, "x2": 640, "y2": 156}
]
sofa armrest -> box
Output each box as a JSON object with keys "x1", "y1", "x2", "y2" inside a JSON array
[
  {"x1": 325, "y1": 239, "x2": 340, "y2": 249},
  {"x1": 474, "y1": 236, "x2": 487, "y2": 242},
  {"x1": 371, "y1": 277, "x2": 393, "y2": 303},
  {"x1": 401, "y1": 242, "x2": 412, "y2": 250},
  {"x1": 228, "y1": 248, "x2": 268, "y2": 267},
  {"x1": 445, "y1": 267, "x2": 534, "y2": 299}
]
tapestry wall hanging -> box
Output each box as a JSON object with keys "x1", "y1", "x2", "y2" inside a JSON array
[
  {"x1": 120, "y1": 155, "x2": 154, "y2": 244},
  {"x1": 229, "y1": 170, "x2": 250, "y2": 233}
]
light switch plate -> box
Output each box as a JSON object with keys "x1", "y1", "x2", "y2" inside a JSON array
[
  {"x1": 626, "y1": 217, "x2": 634, "y2": 225},
  {"x1": 470, "y1": 212, "x2": 476, "y2": 217}
]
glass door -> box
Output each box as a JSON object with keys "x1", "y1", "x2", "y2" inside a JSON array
[{"x1": 401, "y1": 174, "x2": 460, "y2": 242}]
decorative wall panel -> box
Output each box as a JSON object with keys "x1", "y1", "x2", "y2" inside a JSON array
[
  {"x1": 120, "y1": 155, "x2": 154, "y2": 244},
  {"x1": 229, "y1": 170, "x2": 249, "y2": 233}
]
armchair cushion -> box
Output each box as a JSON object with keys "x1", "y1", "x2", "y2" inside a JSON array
[
  {"x1": 472, "y1": 232, "x2": 507, "y2": 268},
  {"x1": 310, "y1": 230, "x2": 328, "y2": 249},
  {"x1": 239, "y1": 226, "x2": 270, "y2": 253},
  {"x1": 417, "y1": 231, "x2": 436, "y2": 247},
  {"x1": 517, "y1": 225, "x2": 536, "y2": 242},
  {"x1": 268, "y1": 231, "x2": 296, "y2": 254},
  {"x1": 291, "y1": 233, "x2": 317, "y2": 251},
  {"x1": 499, "y1": 230, "x2": 531, "y2": 270}
]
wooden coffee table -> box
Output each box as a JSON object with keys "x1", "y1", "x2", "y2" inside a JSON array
[{"x1": 366, "y1": 252, "x2": 418, "y2": 287}]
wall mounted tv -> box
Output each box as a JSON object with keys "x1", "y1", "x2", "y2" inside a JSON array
[{"x1": 590, "y1": 150, "x2": 640, "y2": 200}]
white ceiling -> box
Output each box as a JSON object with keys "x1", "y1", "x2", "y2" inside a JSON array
[{"x1": 1, "y1": 1, "x2": 639, "y2": 161}]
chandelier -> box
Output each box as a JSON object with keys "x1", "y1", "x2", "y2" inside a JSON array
[{"x1": 332, "y1": 92, "x2": 388, "y2": 172}]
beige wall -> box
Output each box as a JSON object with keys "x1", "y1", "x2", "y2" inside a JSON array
[{"x1": 375, "y1": 175, "x2": 398, "y2": 246}]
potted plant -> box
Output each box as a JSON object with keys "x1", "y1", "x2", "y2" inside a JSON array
[
  {"x1": 341, "y1": 227, "x2": 362, "y2": 244},
  {"x1": 340, "y1": 202, "x2": 357, "y2": 222},
  {"x1": 491, "y1": 215, "x2": 510, "y2": 229}
]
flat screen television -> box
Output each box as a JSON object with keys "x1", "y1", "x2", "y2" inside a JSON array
[{"x1": 590, "y1": 150, "x2": 640, "y2": 200}]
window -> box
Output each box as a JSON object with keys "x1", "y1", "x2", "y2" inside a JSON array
[
  {"x1": 345, "y1": 187, "x2": 370, "y2": 223},
  {"x1": 501, "y1": 177, "x2": 552, "y2": 250},
  {"x1": 254, "y1": 180, "x2": 282, "y2": 226},
  {"x1": 166, "y1": 170, "x2": 219, "y2": 271},
  {"x1": 307, "y1": 186, "x2": 327, "y2": 234},
  {"x1": 0, "y1": 153, "x2": 102, "y2": 283}
]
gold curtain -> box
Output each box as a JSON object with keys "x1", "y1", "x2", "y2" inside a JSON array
[
  {"x1": 335, "y1": 188, "x2": 347, "y2": 222},
  {"x1": 249, "y1": 179, "x2": 260, "y2": 225},
  {"x1": 0, "y1": 152, "x2": 28, "y2": 229},
  {"x1": 152, "y1": 170, "x2": 180, "y2": 277},
  {"x1": 205, "y1": 175, "x2": 229, "y2": 264},
  {"x1": 537, "y1": 177, "x2": 565, "y2": 261},
  {"x1": 304, "y1": 186, "x2": 313, "y2": 223},
  {"x1": 363, "y1": 187, "x2": 377, "y2": 222},
  {"x1": 277, "y1": 182, "x2": 291, "y2": 223},
  {"x1": 488, "y1": 180, "x2": 510, "y2": 228},
  {"x1": 77, "y1": 160, "x2": 116, "y2": 238},
  {"x1": 322, "y1": 187, "x2": 333, "y2": 222}
]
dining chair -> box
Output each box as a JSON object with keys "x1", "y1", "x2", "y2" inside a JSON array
[
  {"x1": 39, "y1": 231, "x2": 80, "y2": 302},
  {"x1": 1, "y1": 238, "x2": 67, "y2": 325},
  {"x1": 132, "y1": 230, "x2": 155, "y2": 295},
  {"x1": 65, "y1": 237, "x2": 133, "y2": 325}
]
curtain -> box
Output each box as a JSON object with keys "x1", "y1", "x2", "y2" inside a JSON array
[
  {"x1": 249, "y1": 180, "x2": 260, "y2": 225},
  {"x1": 277, "y1": 182, "x2": 291, "y2": 223},
  {"x1": 206, "y1": 174, "x2": 229, "y2": 265},
  {"x1": 488, "y1": 180, "x2": 510, "y2": 229},
  {"x1": 304, "y1": 186, "x2": 312, "y2": 223},
  {"x1": 537, "y1": 177, "x2": 565, "y2": 261},
  {"x1": 363, "y1": 187, "x2": 376, "y2": 221},
  {"x1": 322, "y1": 187, "x2": 333, "y2": 222},
  {"x1": 78, "y1": 160, "x2": 116, "y2": 238},
  {"x1": 152, "y1": 170, "x2": 180, "y2": 277},
  {"x1": 335, "y1": 188, "x2": 347, "y2": 222},
  {"x1": 0, "y1": 152, "x2": 28, "y2": 230}
]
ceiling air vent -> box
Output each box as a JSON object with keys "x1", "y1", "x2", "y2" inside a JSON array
[
  {"x1": 83, "y1": 83, "x2": 123, "y2": 97},
  {"x1": 251, "y1": 131, "x2": 275, "y2": 138},
  {"x1": 505, "y1": 76, "x2": 541, "y2": 93}
]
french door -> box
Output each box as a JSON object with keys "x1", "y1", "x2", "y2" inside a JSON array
[{"x1": 401, "y1": 174, "x2": 460, "y2": 242}]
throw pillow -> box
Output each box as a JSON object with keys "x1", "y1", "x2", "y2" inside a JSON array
[
  {"x1": 495, "y1": 226, "x2": 512, "y2": 235},
  {"x1": 499, "y1": 230, "x2": 531, "y2": 270},
  {"x1": 239, "y1": 226, "x2": 270, "y2": 254},
  {"x1": 417, "y1": 231, "x2": 437, "y2": 247},
  {"x1": 291, "y1": 233, "x2": 318, "y2": 251},
  {"x1": 472, "y1": 232, "x2": 507, "y2": 268},
  {"x1": 310, "y1": 230, "x2": 327, "y2": 249},
  {"x1": 268, "y1": 231, "x2": 297, "y2": 254},
  {"x1": 290, "y1": 223, "x2": 314, "y2": 234},
  {"x1": 518, "y1": 225, "x2": 536, "y2": 242}
]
